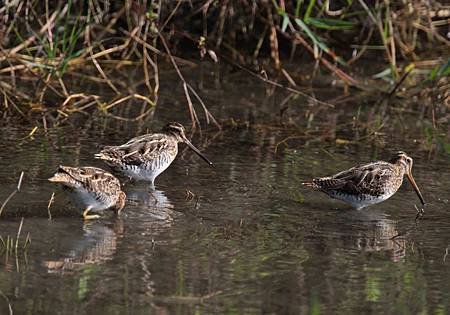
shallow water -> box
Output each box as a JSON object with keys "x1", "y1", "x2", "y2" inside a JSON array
[{"x1": 0, "y1": 66, "x2": 449, "y2": 314}]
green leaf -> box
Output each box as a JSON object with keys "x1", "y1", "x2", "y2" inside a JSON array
[
  {"x1": 427, "y1": 59, "x2": 450, "y2": 81},
  {"x1": 437, "y1": 59, "x2": 450, "y2": 77},
  {"x1": 281, "y1": 14, "x2": 290, "y2": 32},
  {"x1": 295, "y1": 18, "x2": 329, "y2": 53},
  {"x1": 276, "y1": 7, "x2": 284, "y2": 15},
  {"x1": 294, "y1": 18, "x2": 347, "y2": 66},
  {"x1": 295, "y1": 0, "x2": 303, "y2": 18},
  {"x1": 428, "y1": 66, "x2": 439, "y2": 81},
  {"x1": 372, "y1": 67, "x2": 392, "y2": 79},
  {"x1": 307, "y1": 17, "x2": 355, "y2": 30}
]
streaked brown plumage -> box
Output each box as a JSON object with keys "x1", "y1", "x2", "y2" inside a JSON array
[
  {"x1": 94, "y1": 122, "x2": 212, "y2": 186},
  {"x1": 48, "y1": 166, "x2": 126, "y2": 219},
  {"x1": 302, "y1": 151, "x2": 425, "y2": 210}
]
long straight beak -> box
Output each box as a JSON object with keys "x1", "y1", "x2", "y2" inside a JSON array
[
  {"x1": 183, "y1": 138, "x2": 213, "y2": 166},
  {"x1": 406, "y1": 171, "x2": 425, "y2": 206}
]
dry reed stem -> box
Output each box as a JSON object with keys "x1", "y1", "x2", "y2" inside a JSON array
[
  {"x1": 159, "y1": 0, "x2": 183, "y2": 32},
  {"x1": 13, "y1": 58, "x2": 65, "y2": 98},
  {"x1": 102, "y1": 93, "x2": 155, "y2": 121},
  {"x1": 0, "y1": 289, "x2": 13, "y2": 315},
  {"x1": 186, "y1": 84, "x2": 220, "y2": 129},
  {"x1": 281, "y1": 68, "x2": 297, "y2": 87},
  {"x1": 47, "y1": 192, "x2": 55, "y2": 220},
  {"x1": 267, "y1": 6, "x2": 280, "y2": 69},
  {"x1": 61, "y1": 93, "x2": 97, "y2": 108},
  {"x1": 90, "y1": 53, "x2": 120, "y2": 94},
  {"x1": 15, "y1": 217, "x2": 24, "y2": 252},
  {"x1": 85, "y1": 23, "x2": 122, "y2": 94},
  {"x1": 219, "y1": 53, "x2": 335, "y2": 108},
  {"x1": 142, "y1": 22, "x2": 153, "y2": 97},
  {"x1": 347, "y1": 27, "x2": 375, "y2": 65},
  {"x1": 158, "y1": 32, "x2": 220, "y2": 129},
  {"x1": 183, "y1": 82, "x2": 200, "y2": 127},
  {"x1": 122, "y1": 29, "x2": 198, "y2": 67},
  {"x1": 105, "y1": 106, "x2": 155, "y2": 121},
  {"x1": 285, "y1": 22, "x2": 360, "y2": 87},
  {"x1": 0, "y1": 10, "x2": 58, "y2": 62},
  {"x1": 0, "y1": 81, "x2": 31, "y2": 100},
  {"x1": 58, "y1": 78, "x2": 69, "y2": 97},
  {"x1": 0, "y1": 64, "x2": 27, "y2": 73},
  {"x1": 0, "y1": 89, "x2": 27, "y2": 118},
  {"x1": 104, "y1": 95, "x2": 133, "y2": 110},
  {"x1": 358, "y1": 0, "x2": 398, "y2": 77},
  {"x1": 0, "y1": 171, "x2": 24, "y2": 217},
  {"x1": 412, "y1": 22, "x2": 450, "y2": 46}
]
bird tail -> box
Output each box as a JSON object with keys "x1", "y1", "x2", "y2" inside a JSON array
[
  {"x1": 302, "y1": 180, "x2": 320, "y2": 189},
  {"x1": 303, "y1": 178, "x2": 344, "y2": 190},
  {"x1": 94, "y1": 151, "x2": 114, "y2": 162}
]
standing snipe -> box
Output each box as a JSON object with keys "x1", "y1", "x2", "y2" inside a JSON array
[
  {"x1": 48, "y1": 166, "x2": 126, "y2": 219},
  {"x1": 302, "y1": 151, "x2": 425, "y2": 210},
  {"x1": 95, "y1": 122, "x2": 212, "y2": 186}
]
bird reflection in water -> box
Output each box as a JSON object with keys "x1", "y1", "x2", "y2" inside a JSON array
[
  {"x1": 121, "y1": 186, "x2": 177, "y2": 297},
  {"x1": 334, "y1": 209, "x2": 406, "y2": 262},
  {"x1": 43, "y1": 187, "x2": 176, "y2": 273},
  {"x1": 124, "y1": 186, "x2": 176, "y2": 224},
  {"x1": 43, "y1": 219, "x2": 124, "y2": 273}
]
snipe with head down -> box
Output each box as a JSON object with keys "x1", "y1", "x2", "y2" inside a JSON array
[
  {"x1": 95, "y1": 122, "x2": 212, "y2": 186},
  {"x1": 48, "y1": 166, "x2": 126, "y2": 220},
  {"x1": 302, "y1": 151, "x2": 425, "y2": 210}
]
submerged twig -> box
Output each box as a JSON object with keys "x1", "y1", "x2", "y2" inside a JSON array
[{"x1": 0, "y1": 289, "x2": 13, "y2": 315}]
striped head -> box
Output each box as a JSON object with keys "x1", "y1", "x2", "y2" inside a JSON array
[
  {"x1": 48, "y1": 166, "x2": 80, "y2": 189},
  {"x1": 391, "y1": 151, "x2": 413, "y2": 174},
  {"x1": 162, "y1": 122, "x2": 187, "y2": 142},
  {"x1": 162, "y1": 122, "x2": 213, "y2": 166},
  {"x1": 390, "y1": 151, "x2": 425, "y2": 206}
]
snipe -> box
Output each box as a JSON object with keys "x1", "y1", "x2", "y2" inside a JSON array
[
  {"x1": 302, "y1": 151, "x2": 425, "y2": 210},
  {"x1": 48, "y1": 166, "x2": 126, "y2": 219},
  {"x1": 95, "y1": 122, "x2": 212, "y2": 186}
]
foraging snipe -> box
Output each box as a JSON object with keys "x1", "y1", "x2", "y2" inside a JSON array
[
  {"x1": 48, "y1": 166, "x2": 126, "y2": 219},
  {"x1": 95, "y1": 122, "x2": 212, "y2": 186},
  {"x1": 302, "y1": 151, "x2": 425, "y2": 210}
]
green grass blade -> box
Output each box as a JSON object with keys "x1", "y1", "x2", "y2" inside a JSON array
[
  {"x1": 295, "y1": 0, "x2": 303, "y2": 18},
  {"x1": 372, "y1": 67, "x2": 392, "y2": 79},
  {"x1": 307, "y1": 17, "x2": 355, "y2": 30},
  {"x1": 295, "y1": 18, "x2": 329, "y2": 53},
  {"x1": 281, "y1": 13, "x2": 290, "y2": 32},
  {"x1": 304, "y1": 0, "x2": 317, "y2": 22}
]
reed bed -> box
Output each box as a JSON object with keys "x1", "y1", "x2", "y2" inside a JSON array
[
  {"x1": 0, "y1": 217, "x2": 31, "y2": 274},
  {"x1": 0, "y1": 0, "x2": 448, "y2": 125}
]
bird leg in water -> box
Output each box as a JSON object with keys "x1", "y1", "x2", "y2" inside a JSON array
[{"x1": 82, "y1": 207, "x2": 100, "y2": 220}]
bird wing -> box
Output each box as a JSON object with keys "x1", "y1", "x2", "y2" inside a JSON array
[
  {"x1": 96, "y1": 134, "x2": 176, "y2": 166},
  {"x1": 313, "y1": 161, "x2": 397, "y2": 196},
  {"x1": 63, "y1": 167, "x2": 121, "y2": 191}
]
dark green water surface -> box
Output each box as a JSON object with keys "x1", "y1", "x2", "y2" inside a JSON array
[{"x1": 0, "y1": 66, "x2": 449, "y2": 314}]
